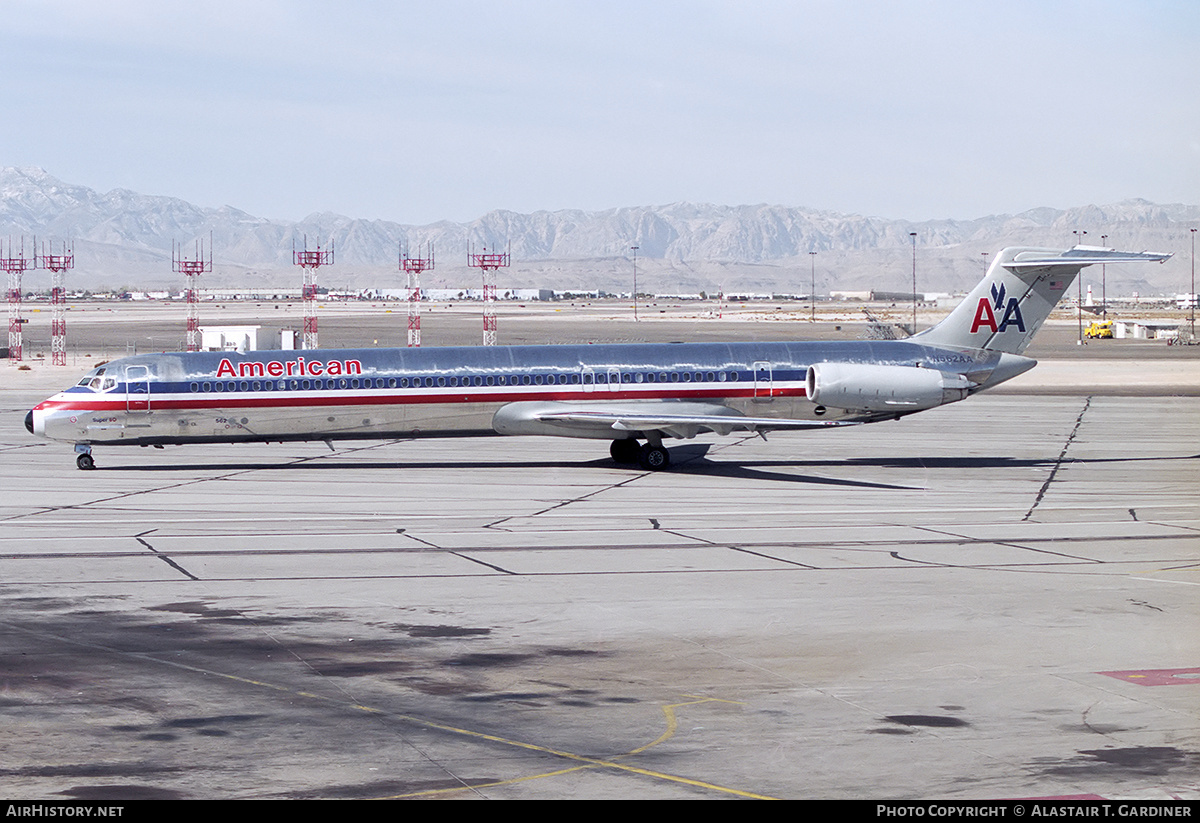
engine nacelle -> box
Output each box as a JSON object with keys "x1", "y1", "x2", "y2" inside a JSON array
[{"x1": 805, "y1": 362, "x2": 972, "y2": 413}]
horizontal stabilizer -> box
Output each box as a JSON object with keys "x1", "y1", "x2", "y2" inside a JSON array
[{"x1": 1005, "y1": 246, "x2": 1172, "y2": 269}]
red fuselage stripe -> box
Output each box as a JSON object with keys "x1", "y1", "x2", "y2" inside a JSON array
[{"x1": 37, "y1": 386, "x2": 808, "y2": 412}]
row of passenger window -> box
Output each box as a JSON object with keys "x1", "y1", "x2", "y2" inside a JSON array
[{"x1": 187, "y1": 370, "x2": 742, "y2": 393}]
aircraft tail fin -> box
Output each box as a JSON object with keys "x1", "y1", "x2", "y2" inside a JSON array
[{"x1": 913, "y1": 246, "x2": 1171, "y2": 354}]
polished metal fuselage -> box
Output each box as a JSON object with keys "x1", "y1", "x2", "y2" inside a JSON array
[{"x1": 30, "y1": 339, "x2": 1014, "y2": 447}]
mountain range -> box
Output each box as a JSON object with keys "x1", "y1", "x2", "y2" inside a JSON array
[{"x1": 1, "y1": 166, "x2": 1196, "y2": 296}]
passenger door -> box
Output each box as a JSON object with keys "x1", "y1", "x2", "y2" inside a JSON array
[
  {"x1": 753, "y1": 361, "x2": 773, "y2": 403},
  {"x1": 125, "y1": 365, "x2": 151, "y2": 413}
]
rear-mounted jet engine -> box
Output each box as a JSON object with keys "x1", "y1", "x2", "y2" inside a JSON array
[{"x1": 805, "y1": 362, "x2": 973, "y2": 413}]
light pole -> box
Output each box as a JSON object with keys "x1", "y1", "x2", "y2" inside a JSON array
[
  {"x1": 1073, "y1": 230, "x2": 1087, "y2": 345},
  {"x1": 809, "y1": 251, "x2": 817, "y2": 322},
  {"x1": 630, "y1": 245, "x2": 639, "y2": 322},
  {"x1": 1100, "y1": 234, "x2": 1108, "y2": 319},
  {"x1": 1191, "y1": 228, "x2": 1196, "y2": 339},
  {"x1": 909, "y1": 232, "x2": 917, "y2": 334}
]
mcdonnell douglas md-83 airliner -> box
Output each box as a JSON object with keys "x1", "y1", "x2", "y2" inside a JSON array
[{"x1": 26, "y1": 246, "x2": 1169, "y2": 471}]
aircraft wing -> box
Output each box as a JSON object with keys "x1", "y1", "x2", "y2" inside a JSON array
[
  {"x1": 492, "y1": 400, "x2": 861, "y2": 440},
  {"x1": 538, "y1": 410, "x2": 860, "y2": 439}
]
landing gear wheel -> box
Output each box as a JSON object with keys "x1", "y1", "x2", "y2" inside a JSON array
[
  {"x1": 610, "y1": 439, "x2": 641, "y2": 464},
  {"x1": 76, "y1": 453, "x2": 95, "y2": 471},
  {"x1": 638, "y1": 443, "x2": 671, "y2": 471}
]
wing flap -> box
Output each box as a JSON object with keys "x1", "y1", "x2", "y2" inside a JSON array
[
  {"x1": 535, "y1": 409, "x2": 860, "y2": 439},
  {"x1": 492, "y1": 400, "x2": 860, "y2": 440}
]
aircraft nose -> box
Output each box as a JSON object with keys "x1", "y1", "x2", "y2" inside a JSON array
[{"x1": 25, "y1": 410, "x2": 34, "y2": 435}]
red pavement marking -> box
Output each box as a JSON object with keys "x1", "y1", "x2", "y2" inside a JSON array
[{"x1": 1098, "y1": 667, "x2": 1200, "y2": 686}]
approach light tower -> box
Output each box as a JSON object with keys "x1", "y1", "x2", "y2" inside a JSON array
[
  {"x1": 467, "y1": 242, "x2": 510, "y2": 346},
  {"x1": 39, "y1": 240, "x2": 74, "y2": 366},
  {"x1": 173, "y1": 236, "x2": 212, "y2": 352},
  {"x1": 293, "y1": 237, "x2": 334, "y2": 350},
  {"x1": 401, "y1": 243, "x2": 434, "y2": 347},
  {"x1": 2, "y1": 238, "x2": 35, "y2": 363}
]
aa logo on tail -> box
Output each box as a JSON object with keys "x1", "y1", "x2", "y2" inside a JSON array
[{"x1": 971, "y1": 282, "x2": 1025, "y2": 334}]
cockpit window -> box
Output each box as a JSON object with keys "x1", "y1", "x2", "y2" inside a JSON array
[
  {"x1": 79, "y1": 367, "x2": 103, "y2": 387},
  {"x1": 78, "y1": 367, "x2": 115, "y2": 392}
]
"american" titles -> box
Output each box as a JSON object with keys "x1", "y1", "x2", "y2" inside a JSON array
[{"x1": 216, "y1": 357, "x2": 364, "y2": 378}]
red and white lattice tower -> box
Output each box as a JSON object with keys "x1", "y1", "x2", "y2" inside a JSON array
[
  {"x1": 39, "y1": 240, "x2": 74, "y2": 366},
  {"x1": 467, "y1": 243, "x2": 510, "y2": 346},
  {"x1": 173, "y1": 237, "x2": 212, "y2": 352},
  {"x1": 293, "y1": 237, "x2": 334, "y2": 350},
  {"x1": 1, "y1": 238, "x2": 34, "y2": 363},
  {"x1": 401, "y1": 242, "x2": 434, "y2": 347}
]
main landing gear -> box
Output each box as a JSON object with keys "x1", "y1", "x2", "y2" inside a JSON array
[
  {"x1": 74, "y1": 444, "x2": 95, "y2": 471},
  {"x1": 609, "y1": 438, "x2": 671, "y2": 471}
]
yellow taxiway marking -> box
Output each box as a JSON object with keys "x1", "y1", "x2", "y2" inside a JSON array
[
  {"x1": 387, "y1": 694, "x2": 764, "y2": 799},
  {"x1": 7, "y1": 623, "x2": 777, "y2": 800}
]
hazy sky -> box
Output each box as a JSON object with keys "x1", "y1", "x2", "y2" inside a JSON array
[{"x1": 3, "y1": 1, "x2": 1197, "y2": 224}]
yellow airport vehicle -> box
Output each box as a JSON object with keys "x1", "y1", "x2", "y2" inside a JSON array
[{"x1": 1085, "y1": 319, "x2": 1114, "y2": 339}]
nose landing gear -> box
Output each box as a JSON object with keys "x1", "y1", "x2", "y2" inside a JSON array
[{"x1": 74, "y1": 444, "x2": 95, "y2": 471}]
